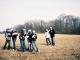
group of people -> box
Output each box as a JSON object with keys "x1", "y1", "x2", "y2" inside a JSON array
[
  {"x1": 45, "y1": 27, "x2": 55, "y2": 46},
  {"x1": 3, "y1": 27, "x2": 55, "y2": 52},
  {"x1": 19, "y1": 29, "x2": 38, "y2": 52},
  {"x1": 3, "y1": 29, "x2": 18, "y2": 50},
  {"x1": 3, "y1": 28, "x2": 38, "y2": 52}
]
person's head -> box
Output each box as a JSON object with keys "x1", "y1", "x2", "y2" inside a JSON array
[
  {"x1": 46, "y1": 29, "x2": 49, "y2": 32},
  {"x1": 23, "y1": 29, "x2": 26, "y2": 33},
  {"x1": 28, "y1": 29, "x2": 32, "y2": 33},
  {"x1": 33, "y1": 30, "x2": 36, "y2": 34},
  {"x1": 6, "y1": 28, "x2": 9, "y2": 33},
  {"x1": 50, "y1": 27, "x2": 52, "y2": 30},
  {"x1": 20, "y1": 29, "x2": 24, "y2": 33},
  {"x1": 23, "y1": 29, "x2": 26, "y2": 31}
]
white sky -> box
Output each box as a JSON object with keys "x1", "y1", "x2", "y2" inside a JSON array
[{"x1": 0, "y1": 0, "x2": 80, "y2": 31}]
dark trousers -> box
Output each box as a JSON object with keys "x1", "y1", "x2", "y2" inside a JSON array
[
  {"x1": 3, "y1": 40, "x2": 10, "y2": 49},
  {"x1": 46, "y1": 38, "x2": 51, "y2": 45},
  {"x1": 51, "y1": 37, "x2": 55, "y2": 45}
]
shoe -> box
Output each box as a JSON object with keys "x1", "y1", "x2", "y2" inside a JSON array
[
  {"x1": 3, "y1": 47, "x2": 6, "y2": 50},
  {"x1": 32, "y1": 50, "x2": 36, "y2": 54}
]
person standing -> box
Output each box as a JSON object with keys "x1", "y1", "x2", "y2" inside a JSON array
[
  {"x1": 23, "y1": 29, "x2": 27, "y2": 49},
  {"x1": 27, "y1": 29, "x2": 33, "y2": 51},
  {"x1": 32, "y1": 30, "x2": 38, "y2": 52},
  {"x1": 3, "y1": 29, "x2": 12, "y2": 50},
  {"x1": 19, "y1": 29, "x2": 26, "y2": 52},
  {"x1": 12, "y1": 30, "x2": 18, "y2": 50},
  {"x1": 49, "y1": 27, "x2": 55, "y2": 46},
  {"x1": 45, "y1": 29, "x2": 51, "y2": 45}
]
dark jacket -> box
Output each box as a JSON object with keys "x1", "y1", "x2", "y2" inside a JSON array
[
  {"x1": 49, "y1": 29, "x2": 55, "y2": 37},
  {"x1": 27, "y1": 32, "x2": 33, "y2": 43},
  {"x1": 32, "y1": 34, "x2": 37, "y2": 41},
  {"x1": 19, "y1": 32, "x2": 25, "y2": 40}
]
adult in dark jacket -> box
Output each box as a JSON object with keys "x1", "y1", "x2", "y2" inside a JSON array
[
  {"x1": 19, "y1": 29, "x2": 26, "y2": 52},
  {"x1": 27, "y1": 29, "x2": 33, "y2": 51},
  {"x1": 49, "y1": 27, "x2": 55, "y2": 46}
]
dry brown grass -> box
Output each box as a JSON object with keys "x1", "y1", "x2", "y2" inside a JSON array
[{"x1": 0, "y1": 34, "x2": 80, "y2": 60}]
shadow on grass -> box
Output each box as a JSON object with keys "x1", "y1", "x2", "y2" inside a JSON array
[
  {"x1": 40, "y1": 43, "x2": 48, "y2": 46},
  {"x1": 0, "y1": 56, "x2": 6, "y2": 60}
]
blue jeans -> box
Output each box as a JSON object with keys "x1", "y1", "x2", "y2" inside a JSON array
[
  {"x1": 20, "y1": 39, "x2": 25, "y2": 51},
  {"x1": 12, "y1": 38, "x2": 17, "y2": 49},
  {"x1": 32, "y1": 41, "x2": 38, "y2": 52}
]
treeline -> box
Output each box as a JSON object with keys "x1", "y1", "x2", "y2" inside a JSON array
[{"x1": 14, "y1": 14, "x2": 80, "y2": 34}]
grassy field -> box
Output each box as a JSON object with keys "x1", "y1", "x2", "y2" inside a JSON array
[{"x1": 0, "y1": 34, "x2": 80, "y2": 60}]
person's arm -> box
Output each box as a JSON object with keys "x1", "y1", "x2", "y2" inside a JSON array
[
  {"x1": 53, "y1": 29, "x2": 55, "y2": 34},
  {"x1": 45, "y1": 32, "x2": 47, "y2": 37},
  {"x1": 19, "y1": 33, "x2": 21, "y2": 39},
  {"x1": 35, "y1": 34, "x2": 37, "y2": 39},
  {"x1": 49, "y1": 30, "x2": 50, "y2": 34}
]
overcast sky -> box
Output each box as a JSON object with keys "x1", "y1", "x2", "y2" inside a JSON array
[{"x1": 0, "y1": 0, "x2": 80, "y2": 31}]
